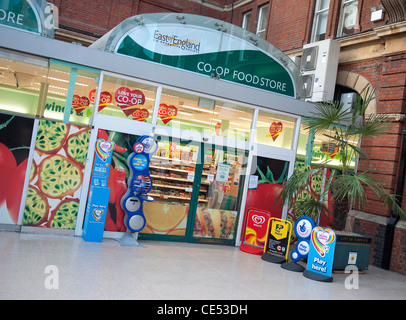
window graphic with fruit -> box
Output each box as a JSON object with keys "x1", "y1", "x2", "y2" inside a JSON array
[
  {"x1": 22, "y1": 119, "x2": 91, "y2": 229},
  {"x1": 0, "y1": 114, "x2": 35, "y2": 225}
]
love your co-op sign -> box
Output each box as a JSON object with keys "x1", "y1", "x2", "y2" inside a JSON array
[{"x1": 109, "y1": 14, "x2": 297, "y2": 98}]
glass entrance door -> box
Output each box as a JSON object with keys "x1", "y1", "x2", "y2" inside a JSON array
[
  {"x1": 191, "y1": 143, "x2": 248, "y2": 244},
  {"x1": 138, "y1": 138, "x2": 248, "y2": 244},
  {"x1": 141, "y1": 136, "x2": 200, "y2": 238}
]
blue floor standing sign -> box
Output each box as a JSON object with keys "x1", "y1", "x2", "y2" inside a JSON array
[
  {"x1": 82, "y1": 138, "x2": 116, "y2": 242},
  {"x1": 118, "y1": 135, "x2": 158, "y2": 246},
  {"x1": 304, "y1": 226, "x2": 337, "y2": 282},
  {"x1": 281, "y1": 216, "x2": 315, "y2": 272}
]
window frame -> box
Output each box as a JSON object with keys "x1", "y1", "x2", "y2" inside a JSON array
[
  {"x1": 337, "y1": 0, "x2": 360, "y2": 37},
  {"x1": 256, "y1": 4, "x2": 269, "y2": 39},
  {"x1": 242, "y1": 10, "x2": 252, "y2": 30},
  {"x1": 311, "y1": 0, "x2": 330, "y2": 42}
]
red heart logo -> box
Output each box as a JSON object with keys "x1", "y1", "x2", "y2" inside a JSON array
[
  {"x1": 132, "y1": 108, "x2": 150, "y2": 122},
  {"x1": 158, "y1": 103, "x2": 177, "y2": 124},
  {"x1": 115, "y1": 87, "x2": 145, "y2": 116},
  {"x1": 269, "y1": 122, "x2": 283, "y2": 141},
  {"x1": 72, "y1": 95, "x2": 90, "y2": 114},
  {"x1": 215, "y1": 122, "x2": 222, "y2": 136},
  {"x1": 98, "y1": 91, "x2": 113, "y2": 112},
  {"x1": 88, "y1": 90, "x2": 113, "y2": 112}
]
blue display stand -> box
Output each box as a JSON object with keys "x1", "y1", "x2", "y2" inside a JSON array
[
  {"x1": 82, "y1": 186, "x2": 111, "y2": 242},
  {"x1": 82, "y1": 138, "x2": 116, "y2": 243},
  {"x1": 117, "y1": 135, "x2": 157, "y2": 247}
]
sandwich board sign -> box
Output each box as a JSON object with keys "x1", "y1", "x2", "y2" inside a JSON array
[
  {"x1": 290, "y1": 216, "x2": 316, "y2": 262},
  {"x1": 304, "y1": 227, "x2": 336, "y2": 282},
  {"x1": 240, "y1": 208, "x2": 271, "y2": 255},
  {"x1": 261, "y1": 218, "x2": 292, "y2": 264}
]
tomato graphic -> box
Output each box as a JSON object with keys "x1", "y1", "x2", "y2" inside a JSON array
[
  {"x1": 244, "y1": 183, "x2": 284, "y2": 219},
  {"x1": 6, "y1": 158, "x2": 28, "y2": 224},
  {"x1": 244, "y1": 160, "x2": 288, "y2": 219},
  {"x1": 0, "y1": 143, "x2": 17, "y2": 206}
]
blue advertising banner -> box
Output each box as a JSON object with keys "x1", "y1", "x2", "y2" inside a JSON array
[
  {"x1": 91, "y1": 138, "x2": 116, "y2": 187},
  {"x1": 82, "y1": 186, "x2": 111, "y2": 242},
  {"x1": 82, "y1": 138, "x2": 116, "y2": 242},
  {"x1": 304, "y1": 227, "x2": 336, "y2": 282}
]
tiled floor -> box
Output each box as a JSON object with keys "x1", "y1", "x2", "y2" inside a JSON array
[{"x1": 1, "y1": 230, "x2": 405, "y2": 300}]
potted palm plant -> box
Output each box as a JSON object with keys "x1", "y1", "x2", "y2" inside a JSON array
[{"x1": 277, "y1": 88, "x2": 406, "y2": 270}]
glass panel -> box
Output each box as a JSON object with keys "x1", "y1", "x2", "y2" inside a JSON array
[
  {"x1": 0, "y1": 56, "x2": 48, "y2": 116},
  {"x1": 296, "y1": 123, "x2": 359, "y2": 170},
  {"x1": 315, "y1": 10, "x2": 329, "y2": 41},
  {"x1": 312, "y1": 126, "x2": 359, "y2": 170},
  {"x1": 23, "y1": 119, "x2": 91, "y2": 229},
  {"x1": 312, "y1": 0, "x2": 330, "y2": 42},
  {"x1": 319, "y1": 0, "x2": 330, "y2": 11},
  {"x1": 91, "y1": 12, "x2": 305, "y2": 100},
  {"x1": 242, "y1": 11, "x2": 252, "y2": 30},
  {"x1": 296, "y1": 122, "x2": 311, "y2": 162},
  {"x1": 257, "y1": 4, "x2": 269, "y2": 38},
  {"x1": 255, "y1": 110, "x2": 297, "y2": 149},
  {"x1": 141, "y1": 136, "x2": 200, "y2": 236},
  {"x1": 159, "y1": 88, "x2": 253, "y2": 141},
  {"x1": 212, "y1": 102, "x2": 253, "y2": 142},
  {"x1": 338, "y1": 0, "x2": 359, "y2": 37},
  {"x1": 43, "y1": 62, "x2": 99, "y2": 126},
  {"x1": 158, "y1": 88, "x2": 209, "y2": 131},
  {"x1": 193, "y1": 145, "x2": 247, "y2": 240},
  {"x1": 68, "y1": 68, "x2": 100, "y2": 125},
  {"x1": 98, "y1": 75, "x2": 157, "y2": 123}
]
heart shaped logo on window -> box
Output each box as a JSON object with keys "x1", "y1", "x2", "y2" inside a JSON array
[{"x1": 158, "y1": 103, "x2": 177, "y2": 124}]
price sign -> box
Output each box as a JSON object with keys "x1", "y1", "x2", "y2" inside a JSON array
[{"x1": 262, "y1": 218, "x2": 292, "y2": 264}]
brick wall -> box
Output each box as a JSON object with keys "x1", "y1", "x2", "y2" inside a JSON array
[
  {"x1": 49, "y1": 0, "x2": 226, "y2": 38},
  {"x1": 348, "y1": 211, "x2": 406, "y2": 274},
  {"x1": 391, "y1": 221, "x2": 406, "y2": 274}
]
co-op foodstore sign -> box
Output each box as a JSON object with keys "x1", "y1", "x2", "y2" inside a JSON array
[
  {"x1": 0, "y1": 0, "x2": 54, "y2": 36},
  {"x1": 115, "y1": 24, "x2": 296, "y2": 97}
]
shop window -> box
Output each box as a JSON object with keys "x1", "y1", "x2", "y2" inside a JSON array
[
  {"x1": 311, "y1": 0, "x2": 330, "y2": 42},
  {"x1": 212, "y1": 102, "x2": 253, "y2": 142},
  {"x1": 41, "y1": 61, "x2": 100, "y2": 126},
  {"x1": 97, "y1": 74, "x2": 156, "y2": 123},
  {"x1": 255, "y1": 110, "x2": 297, "y2": 149},
  {"x1": 337, "y1": 0, "x2": 359, "y2": 37},
  {"x1": 296, "y1": 123, "x2": 359, "y2": 170},
  {"x1": 256, "y1": 4, "x2": 269, "y2": 39},
  {"x1": 158, "y1": 88, "x2": 253, "y2": 142},
  {"x1": 0, "y1": 53, "x2": 48, "y2": 117},
  {"x1": 296, "y1": 123, "x2": 311, "y2": 162},
  {"x1": 312, "y1": 126, "x2": 359, "y2": 170}
]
